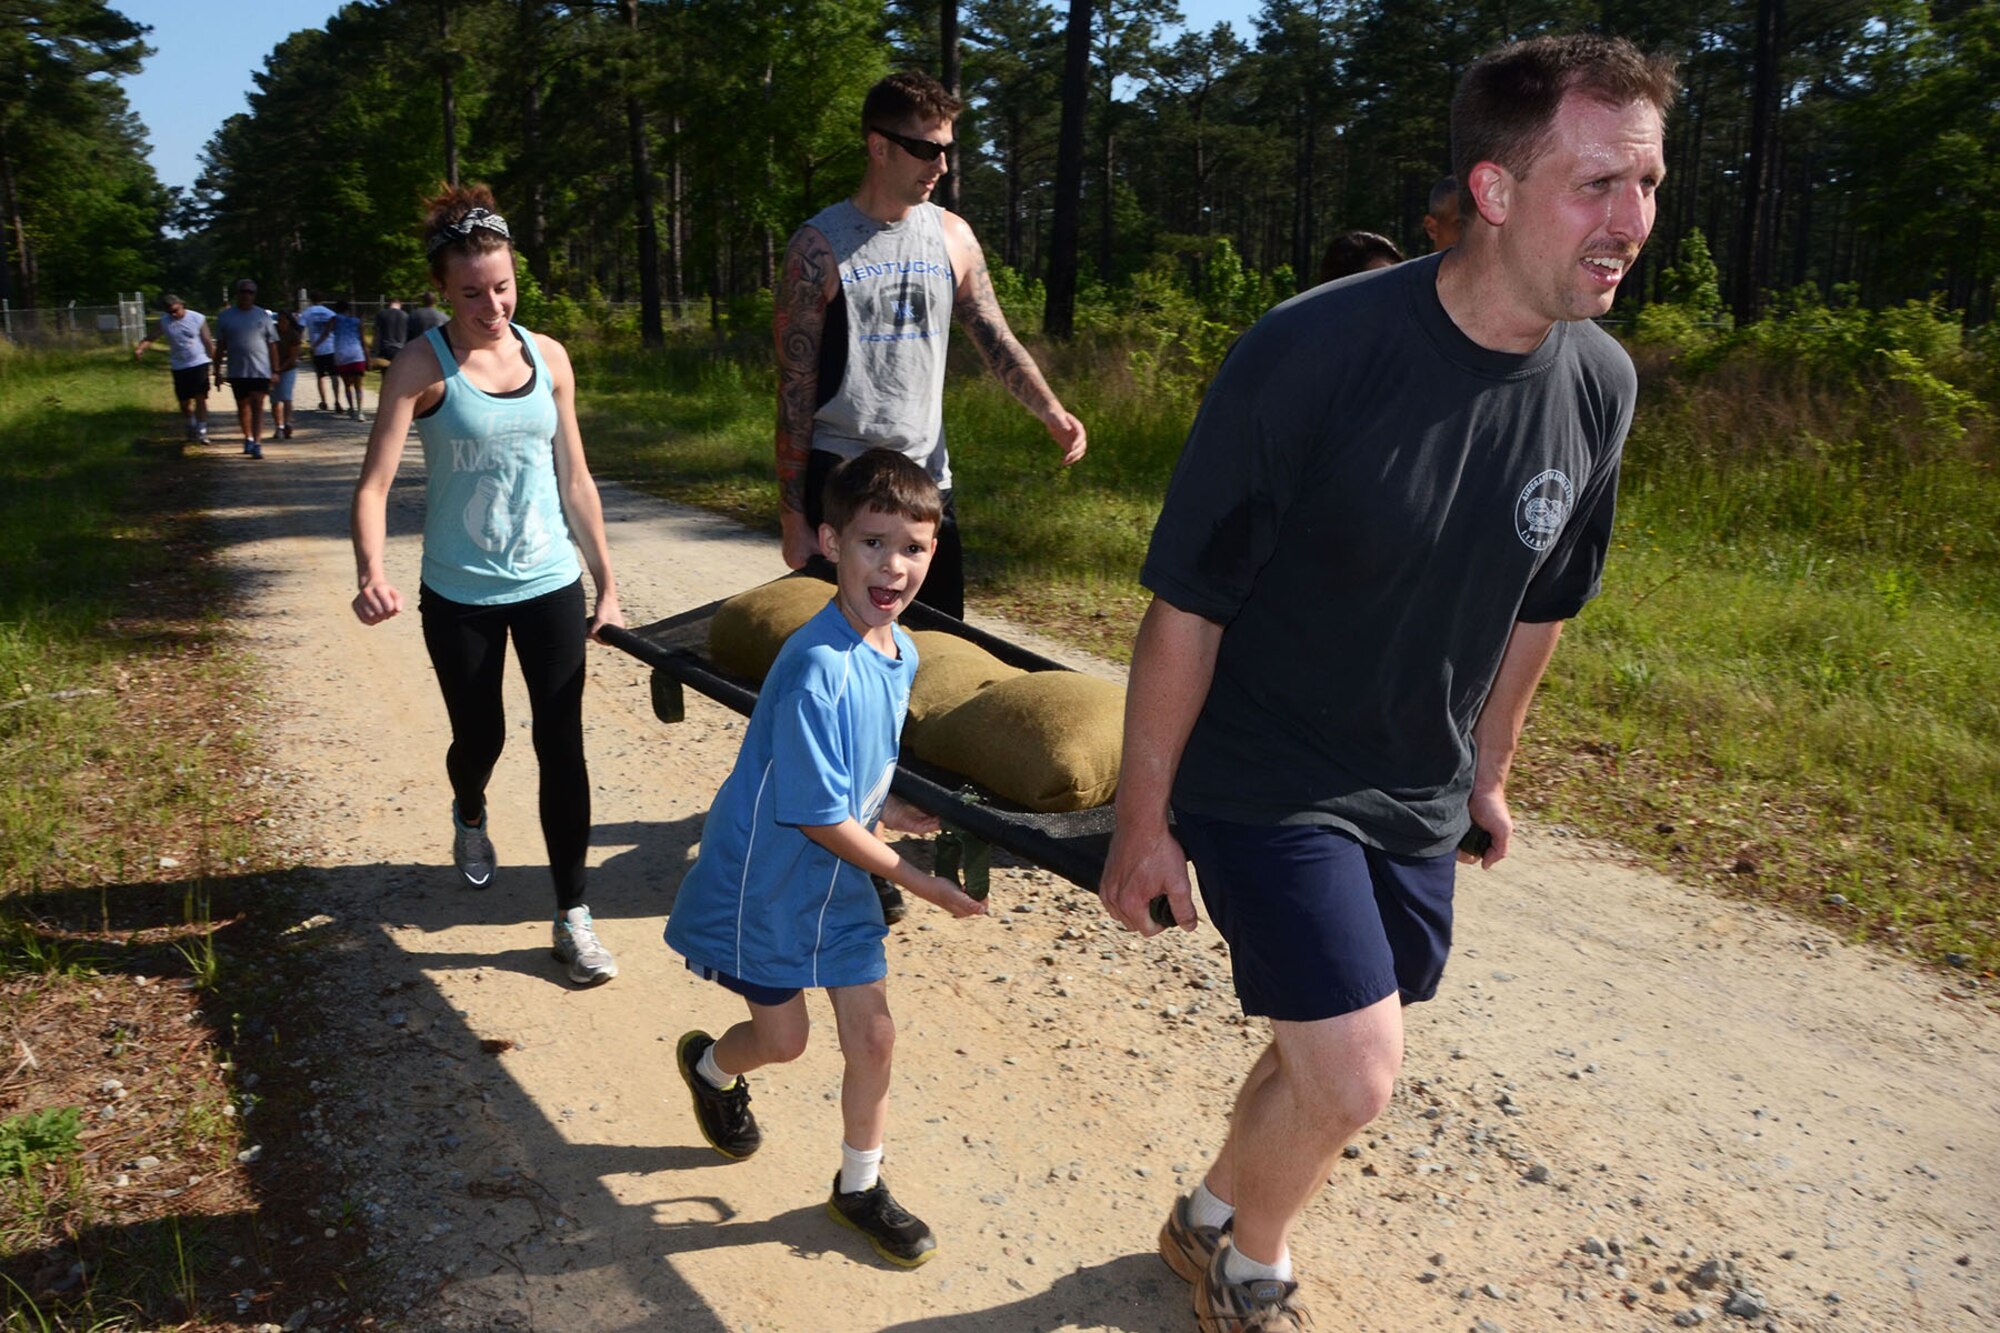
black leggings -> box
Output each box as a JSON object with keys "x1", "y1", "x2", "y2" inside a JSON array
[
  {"x1": 420, "y1": 579, "x2": 590, "y2": 911},
  {"x1": 805, "y1": 448, "x2": 963, "y2": 620}
]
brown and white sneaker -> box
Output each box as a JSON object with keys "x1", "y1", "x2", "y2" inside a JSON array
[
  {"x1": 1159, "y1": 1192, "x2": 1230, "y2": 1283},
  {"x1": 1194, "y1": 1242, "x2": 1314, "y2": 1332}
]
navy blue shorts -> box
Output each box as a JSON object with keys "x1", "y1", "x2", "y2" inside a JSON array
[
  {"x1": 685, "y1": 960, "x2": 801, "y2": 1008},
  {"x1": 1173, "y1": 809, "x2": 1456, "y2": 1022}
]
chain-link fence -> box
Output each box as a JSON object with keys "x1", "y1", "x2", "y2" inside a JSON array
[{"x1": 1, "y1": 294, "x2": 148, "y2": 347}]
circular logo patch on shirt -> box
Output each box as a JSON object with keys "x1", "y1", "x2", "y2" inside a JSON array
[{"x1": 1516, "y1": 469, "x2": 1575, "y2": 551}]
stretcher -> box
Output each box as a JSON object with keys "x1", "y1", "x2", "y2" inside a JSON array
[{"x1": 596, "y1": 572, "x2": 1117, "y2": 894}]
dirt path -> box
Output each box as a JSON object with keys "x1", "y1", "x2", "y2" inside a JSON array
[{"x1": 205, "y1": 415, "x2": 1997, "y2": 1332}]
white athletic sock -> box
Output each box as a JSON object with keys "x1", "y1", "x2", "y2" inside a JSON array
[
  {"x1": 839, "y1": 1141, "x2": 883, "y2": 1195},
  {"x1": 1223, "y1": 1243, "x2": 1293, "y2": 1285},
  {"x1": 1189, "y1": 1180, "x2": 1234, "y2": 1231},
  {"x1": 695, "y1": 1044, "x2": 737, "y2": 1091}
]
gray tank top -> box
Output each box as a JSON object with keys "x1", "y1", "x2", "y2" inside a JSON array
[{"x1": 807, "y1": 199, "x2": 956, "y2": 489}]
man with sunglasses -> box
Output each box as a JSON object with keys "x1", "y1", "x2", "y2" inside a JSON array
[{"x1": 774, "y1": 71, "x2": 1087, "y2": 626}]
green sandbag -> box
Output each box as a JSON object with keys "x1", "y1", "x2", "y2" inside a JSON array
[
  {"x1": 904, "y1": 631, "x2": 1024, "y2": 736},
  {"x1": 909, "y1": 671, "x2": 1124, "y2": 812},
  {"x1": 708, "y1": 579, "x2": 833, "y2": 682}
]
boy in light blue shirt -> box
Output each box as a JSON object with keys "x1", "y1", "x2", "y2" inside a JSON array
[{"x1": 666, "y1": 448, "x2": 984, "y2": 1269}]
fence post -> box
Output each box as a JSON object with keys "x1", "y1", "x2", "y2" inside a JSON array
[{"x1": 2, "y1": 299, "x2": 10, "y2": 338}]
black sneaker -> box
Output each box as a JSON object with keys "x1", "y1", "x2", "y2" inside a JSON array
[
  {"x1": 826, "y1": 1172, "x2": 937, "y2": 1268},
  {"x1": 675, "y1": 1031, "x2": 760, "y2": 1160},
  {"x1": 873, "y1": 874, "x2": 908, "y2": 925}
]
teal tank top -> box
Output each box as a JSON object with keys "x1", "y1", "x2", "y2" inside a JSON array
[{"x1": 415, "y1": 323, "x2": 580, "y2": 605}]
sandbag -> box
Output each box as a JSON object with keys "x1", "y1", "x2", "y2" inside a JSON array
[
  {"x1": 904, "y1": 631, "x2": 1025, "y2": 734},
  {"x1": 708, "y1": 579, "x2": 833, "y2": 682},
  {"x1": 910, "y1": 671, "x2": 1124, "y2": 812}
]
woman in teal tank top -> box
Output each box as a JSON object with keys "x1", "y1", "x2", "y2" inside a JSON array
[{"x1": 349, "y1": 183, "x2": 625, "y2": 989}]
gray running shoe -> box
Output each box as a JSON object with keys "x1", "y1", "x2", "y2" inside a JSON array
[
  {"x1": 451, "y1": 804, "x2": 495, "y2": 889},
  {"x1": 1160, "y1": 1192, "x2": 1231, "y2": 1284},
  {"x1": 552, "y1": 906, "x2": 618, "y2": 986},
  {"x1": 1194, "y1": 1243, "x2": 1314, "y2": 1332}
]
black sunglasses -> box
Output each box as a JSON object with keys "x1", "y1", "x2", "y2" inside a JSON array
[{"x1": 869, "y1": 125, "x2": 950, "y2": 163}]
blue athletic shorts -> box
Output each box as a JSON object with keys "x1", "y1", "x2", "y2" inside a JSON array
[
  {"x1": 1173, "y1": 809, "x2": 1456, "y2": 1022},
  {"x1": 685, "y1": 960, "x2": 801, "y2": 1008}
]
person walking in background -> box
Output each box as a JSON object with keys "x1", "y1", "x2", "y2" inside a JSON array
[
  {"x1": 270, "y1": 307, "x2": 304, "y2": 440},
  {"x1": 133, "y1": 292, "x2": 216, "y2": 442},
  {"x1": 350, "y1": 182, "x2": 625, "y2": 989},
  {"x1": 372, "y1": 296, "x2": 408, "y2": 368},
  {"x1": 1316, "y1": 230, "x2": 1404, "y2": 285},
  {"x1": 211, "y1": 279, "x2": 278, "y2": 459},
  {"x1": 1100, "y1": 35, "x2": 1675, "y2": 1331},
  {"x1": 329, "y1": 299, "x2": 367, "y2": 419},
  {"x1": 1424, "y1": 176, "x2": 1464, "y2": 252},
  {"x1": 301, "y1": 291, "x2": 338, "y2": 410},
  {"x1": 407, "y1": 291, "x2": 446, "y2": 339}
]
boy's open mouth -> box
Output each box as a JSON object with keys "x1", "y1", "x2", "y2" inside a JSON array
[{"x1": 869, "y1": 586, "x2": 901, "y2": 611}]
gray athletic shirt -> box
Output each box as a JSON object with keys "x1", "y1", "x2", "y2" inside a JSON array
[
  {"x1": 1143, "y1": 254, "x2": 1633, "y2": 856},
  {"x1": 213, "y1": 305, "x2": 277, "y2": 379},
  {"x1": 805, "y1": 199, "x2": 956, "y2": 489}
]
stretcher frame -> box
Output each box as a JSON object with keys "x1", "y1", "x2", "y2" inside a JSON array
[{"x1": 597, "y1": 572, "x2": 1117, "y2": 893}]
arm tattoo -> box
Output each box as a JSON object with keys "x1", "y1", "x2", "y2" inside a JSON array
[
  {"x1": 958, "y1": 257, "x2": 1059, "y2": 418},
  {"x1": 775, "y1": 228, "x2": 833, "y2": 514}
]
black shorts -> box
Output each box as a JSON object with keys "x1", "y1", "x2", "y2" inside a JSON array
[
  {"x1": 228, "y1": 377, "x2": 271, "y2": 400},
  {"x1": 171, "y1": 366, "x2": 211, "y2": 401},
  {"x1": 312, "y1": 352, "x2": 336, "y2": 374},
  {"x1": 1174, "y1": 809, "x2": 1457, "y2": 1021}
]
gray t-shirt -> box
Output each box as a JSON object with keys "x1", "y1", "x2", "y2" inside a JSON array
[
  {"x1": 1142, "y1": 254, "x2": 1632, "y2": 856},
  {"x1": 373, "y1": 305, "x2": 408, "y2": 354},
  {"x1": 213, "y1": 305, "x2": 277, "y2": 380},
  {"x1": 407, "y1": 304, "x2": 447, "y2": 337},
  {"x1": 805, "y1": 199, "x2": 956, "y2": 488}
]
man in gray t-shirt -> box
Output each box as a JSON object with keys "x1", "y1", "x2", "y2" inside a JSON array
[
  {"x1": 212, "y1": 279, "x2": 279, "y2": 458},
  {"x1": 1101, "y1": 35, "x2": 1678, "y2": 1331}
]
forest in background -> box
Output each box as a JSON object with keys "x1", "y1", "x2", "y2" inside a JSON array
[{"x1": 5, "y1": 0, "x2": 1999, "y2": 336}]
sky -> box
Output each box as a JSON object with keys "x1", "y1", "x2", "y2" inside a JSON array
[{"x1": 118, "y1": 1, "x2": 1258, "y2": 200}]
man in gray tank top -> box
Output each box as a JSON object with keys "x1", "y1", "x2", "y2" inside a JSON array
[{"x1": 773, "y1": 71, "x2": 1086, "y2": 623}]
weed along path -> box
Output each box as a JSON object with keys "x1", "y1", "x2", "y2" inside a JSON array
[{"x1": 204, "y1": 417, "x2": 2000, "y2": 1332}]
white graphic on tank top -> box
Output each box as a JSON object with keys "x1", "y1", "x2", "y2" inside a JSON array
[
  {"x1": 1515, "y1": 468, "x2": 1575, "y2": 552},
  {"x1": 453, "y1": 401, "x2": 556, "y2": 567},
  {"x1": 461, "y1": 473, "x2": 552, "y2": 566}
]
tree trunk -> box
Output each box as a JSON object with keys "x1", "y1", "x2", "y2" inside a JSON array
[
  {"x1": 439, "y1": 0, "x2": 460, "y2": 186},
  {"x1": 668, "y1": 115, "x2": 685, "y2": 320},
  {"x1": 1004, "y1": 109, "x2": 1023, "y2": 270},
  {"x1": 1043, "y1": 0, "x2": 1091, "y2": 339},
  {"x1": 624, "y1": 0, "x2": 663, "y2": 346},
  {"x1": 940, "y1": 1, "x2": 961, "y2": 215},
  {"x1": 1730, "y1": 0, "x2": 1782, "y2": 321},
  {"x1": 0, "y1": 132, "x2": 26, "y2": 307},
  {"x1": 1292, "y1": 107, "x2": 1316, "y2": 289},
  {"x1": 1098, "y1": 116, "x2": 1115, "y2": 282},
  {"x1": 519, "y1": 3, "x2": 550, "y2": 288}
]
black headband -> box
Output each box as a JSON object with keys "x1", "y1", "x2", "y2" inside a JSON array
[{"x1": 425, "y1": 207, "x2": 511, "y2": 256}]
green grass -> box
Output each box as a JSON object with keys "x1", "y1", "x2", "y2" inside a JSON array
[
  {"x1": 0, "y1": 345, "x2": 279, "y2": 1327},
  {"x1": 577, "y1": 328, "x2": 2000, "y2": 974},
  {"x1": 0, "y1": 347, "x2": 249, "y2": 899}
]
